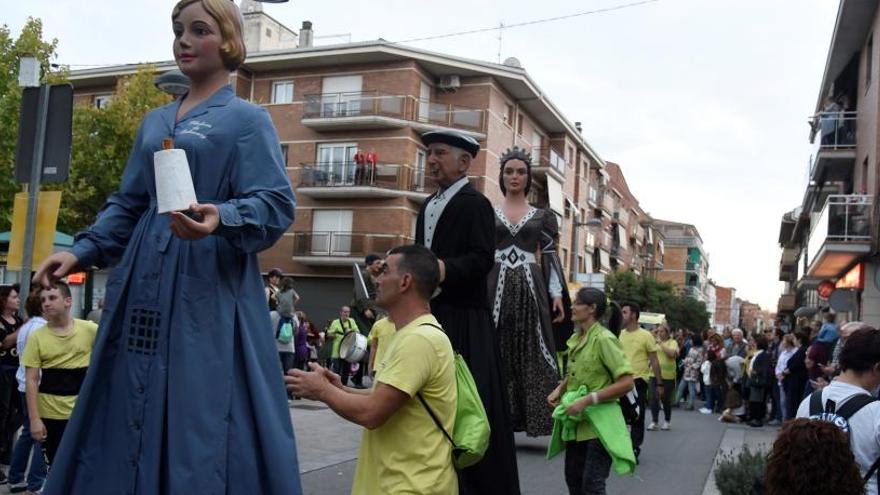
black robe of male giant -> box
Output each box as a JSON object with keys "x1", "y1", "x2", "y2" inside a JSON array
[{"x1": 416, "y1": 181, "x2": 521, "y2": 495}]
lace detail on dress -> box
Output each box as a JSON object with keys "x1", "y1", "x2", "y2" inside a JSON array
[{"x1": 494, "y1": 206, "x2": 537, "y2": 238}]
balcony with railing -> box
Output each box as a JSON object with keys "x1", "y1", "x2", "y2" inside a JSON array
[
  {"x1": 297, "y1": 162, "x2": 434, "y2": 202},
  {"x1": 805, "y1": 194, "x2": 872, "y2": 278},
  {"x1": 808, "y1": 111, "x2": 857, "y2": 182},
  {"x1": 777, "y1": 293, "x2": 796, "y2": 312},
  {"x1": 292, "y1": 231, "x2": 412, "y2": 266},
  {"x1": 530, "y1": 147, "x2": 566, "y2": 182},
  {"x1": 301, "y1": 91, "x2": 487, "y2": 137},
  {"x1": 682, "y1": 285, "x2": 706, "y2": 301},
  {"x1": 778, "y1": 247, "x2": 798, "y2": 282}
]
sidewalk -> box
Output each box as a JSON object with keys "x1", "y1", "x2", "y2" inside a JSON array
[{"x1": 701, "y1": 422, "x2": 778, "y2": 495}]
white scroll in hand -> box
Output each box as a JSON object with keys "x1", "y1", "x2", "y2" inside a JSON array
[{"x1": 154, "y1": 148, "x2": 197, "y2": 214}]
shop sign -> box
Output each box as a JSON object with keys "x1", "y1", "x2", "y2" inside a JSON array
[{"x1": 836, "y1": 263, "x2": 865, "y2": 290}]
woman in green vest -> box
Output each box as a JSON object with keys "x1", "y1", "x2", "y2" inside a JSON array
[{"x1": 547, "y1": 288, "x2": 636, "y2": 494}]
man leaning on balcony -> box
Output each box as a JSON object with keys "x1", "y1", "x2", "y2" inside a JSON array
[{"x1": 415, "y1": 129, "x2": 521, "y2": 494}]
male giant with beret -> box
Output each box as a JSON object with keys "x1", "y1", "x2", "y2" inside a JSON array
[{"x1": 415, "y1": 130, "x2": 520, "y2": 494}]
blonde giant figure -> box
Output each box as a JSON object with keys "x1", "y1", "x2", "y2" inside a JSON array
[{"x1": 33, "y1": 1, "x2": 303, "y2": 493}]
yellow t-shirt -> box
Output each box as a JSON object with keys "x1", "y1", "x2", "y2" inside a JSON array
[
  {"x1": 619, "y1": 327, "x2": 659, "y2": 380},
  {"x1": 367, "y1": 317, "x2": 395, "y2": 371},
  {"x1": 352, "y1": 314, "x2": 457, "y2": 495},
  {"x1": 21, "y1": 319, "x2": 98, "y2": 420},
  {"x1": 654, "y1": 339, "x2": 679, "y2": 380}
]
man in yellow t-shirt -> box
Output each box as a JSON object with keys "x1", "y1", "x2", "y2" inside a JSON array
[
  {"x1": 367, "y1": 317, "x2": 395, "y2": 377},
  {"x1": 618, "y1": 302, "x2": 661, "y2": 461},
  {"x1": 22, "y1": 282, "x2": 98, "y2": 465},
  {"x1": 286, "y1": 245, "x2": 456, "y2": 494}
]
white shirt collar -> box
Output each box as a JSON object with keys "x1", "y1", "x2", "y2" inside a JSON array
[{"x1": 434, "y1": 175, "x2": 469, "y2": 201}]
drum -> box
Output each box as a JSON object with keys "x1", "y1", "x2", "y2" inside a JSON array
[{"x1": 340, "y1": 332, "x2": 368, "y2": 363}]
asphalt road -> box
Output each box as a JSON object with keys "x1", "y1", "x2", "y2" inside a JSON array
[{"x1": 300, "y1": 405, "x2": 738, "y2": 495}]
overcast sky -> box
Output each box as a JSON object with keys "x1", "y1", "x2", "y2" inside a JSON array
[{"x1": 6, "y1": 0, "x2": 840, "y2": 310}]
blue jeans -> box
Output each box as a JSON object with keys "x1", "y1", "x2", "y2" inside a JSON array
[
  {"x1": 704, "y1": 385, "x2": 718, "y2": 411},
  {"x1": 8, "y1": 392, "x2": 46, "y2": 492},
  {"x1": 676, "y1": 380, "x2": 697, "y2": 408}
]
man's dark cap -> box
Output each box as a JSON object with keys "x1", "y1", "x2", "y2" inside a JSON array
[
  {"x1": 365, "y1": 254, "x2": 382, "y2": 266},
  {"x1": 268, "y1": 268, "x2": 283, "y2": 277},
  {"x1": 420, "y1": 130, "x2": 480, "y2": 158}
]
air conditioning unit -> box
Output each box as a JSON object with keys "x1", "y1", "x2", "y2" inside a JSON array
[{"x1": 437, "y1": 75, "x2": 461, "y2": 92}]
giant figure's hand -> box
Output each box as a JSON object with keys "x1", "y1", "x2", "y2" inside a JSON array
[
  {"x1": 169, "y1": 203, "x2": 219, "y2": 240},
  {"x1": 33, "y1": 251, "x2": 79, "y2": 288}
]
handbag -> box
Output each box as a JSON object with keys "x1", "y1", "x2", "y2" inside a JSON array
[{"x1": 417, "y1": 324, "x2": 490, "y2": 469}]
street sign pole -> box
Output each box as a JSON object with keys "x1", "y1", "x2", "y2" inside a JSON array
[{"x1": 18, "y1": 83, "x2": 50, "y2": 305}]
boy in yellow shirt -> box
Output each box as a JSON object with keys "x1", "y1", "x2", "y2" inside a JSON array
[{"x1": 23, "y1": 283, "x2": 98, "y2": 465}]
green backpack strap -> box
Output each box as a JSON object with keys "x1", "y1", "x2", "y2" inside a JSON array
[
  {"x1": 417, "y1": 393, "x2": 456, "y2": 448},
  {"x1": 416, "y1": 322, "x2": 457, "y2": 448}
]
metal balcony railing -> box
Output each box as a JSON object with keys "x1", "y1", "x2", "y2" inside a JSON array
[
  {"x1": 809, "y1": 110, "x2": 857, "y2": 178},
  {"x1": 292, "y1": 231, "x2": 412, "y2": 258},
  {"x1": 806, "y1": 194, "x2": 872, "y2": 265},
  {"x1": 299, "y1": 161, "x2": 421, "y2": 189},
  {"x1": 302, "y1": 91, "x2": 487, "y2": 133}
]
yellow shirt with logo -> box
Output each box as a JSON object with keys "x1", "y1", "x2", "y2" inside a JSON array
[
  {"x1": 21, "y1": 319, "x2": 98, "y2": 420},
  {"x1": 619, "y1": 327, "x2": 659, "y2": 380},
  {"x1": 367, "y1": 317, "x2": 395, "y2": 371},
  {"x1": 352, "y1": 314, "x2": 457, "y2": 495}
]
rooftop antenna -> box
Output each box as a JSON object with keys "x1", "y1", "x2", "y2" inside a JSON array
[{"x1": 497, "y1": 21, "x2": 504, "y2": 63}]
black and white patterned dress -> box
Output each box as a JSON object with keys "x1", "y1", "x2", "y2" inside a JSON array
[{"x1": 488, "y1": 207, "x2": 565, "y2": 437}]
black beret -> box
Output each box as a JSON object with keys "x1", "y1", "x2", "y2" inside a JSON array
[{"x1": 420, "y1": 130, "x2": 480, "y2": 158}]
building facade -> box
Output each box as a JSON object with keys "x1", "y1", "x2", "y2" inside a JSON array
[
  {"x1": 67, "y1": 3, "x2": 648, "y2": 324},
  {"x1": 713, "y1": 284, "x2": 738, "y2": 331},
  {"x1": 654, "y1": 220, "x2": 711, "y2": 303},
  {"x1": 777, "y1": 0, "x2": 880, "y2": 327}
]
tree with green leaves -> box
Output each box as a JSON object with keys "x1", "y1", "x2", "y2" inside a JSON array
[
  {"x1": 0, "y1": 18, "x2": 64, "y2": 232},
  {"x1": 52, "y1": 66, "x2": 172, "y2": 233},
  {"x1": 605, "y1": 269, "x2": 711, "y2": 332}
]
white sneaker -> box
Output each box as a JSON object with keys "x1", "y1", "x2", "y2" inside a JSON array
[
  {"x1": 647, "y1": 422, "x2": 658, "y2": 431},
  {"x1": 660, "y1": 420, "x2": 670, "y2": 430},
  {"x1": 699, "y1": 407, "x2": 712, "y2": 414}
]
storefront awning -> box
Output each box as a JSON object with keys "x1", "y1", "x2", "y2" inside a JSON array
[
  {"x1": 598, "y1": 249, "x2": 612, "y2": 272},
  {"x1": 547, "y1": 176, "x2": 565, "y2": 216}
]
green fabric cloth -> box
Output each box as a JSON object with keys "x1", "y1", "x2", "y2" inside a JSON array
[
  {"x1": 546, "y1": 386, "x2": 636, "y2": 476},
  {"x1": 566, "y1": 322, "x2": 632, "y2": 440}
]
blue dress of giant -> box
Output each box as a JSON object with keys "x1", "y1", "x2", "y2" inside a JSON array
[{"x1": 43, "y1": 86, "x2": 303, "y2": 494}]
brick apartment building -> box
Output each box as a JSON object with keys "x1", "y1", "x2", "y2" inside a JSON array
[
  {"x1": 601, "y1": 162, "x2": 665, "y2": 276},
  {"x1": 713, "y1": 284, "x2": 739, "y2": 331},
  {"x1": 738, "y1": 300, "x2": 766, "y2": 333},
  {"x1": 67, "y1": 2, "x2": 660, "y2": 323},
  {"x1": 653, "y1": 220, "x2": 711, "y2": 304},
  {"x1": 777, "y1": 0, "x2": 880, "y2": 326}
]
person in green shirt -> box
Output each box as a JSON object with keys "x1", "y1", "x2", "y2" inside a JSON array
[
  {"x1": 547, "y1": 288, "x2": 634, "y2": 495},
  {"x1": 326, "y1": 306, "x2": 360, "y2": 386},
  {"x1": 618, "y1": 302, "x2": 662, "y2": 461},
  {"x1": 648, "y1": 325, "x2": 679, "y2": 431}
]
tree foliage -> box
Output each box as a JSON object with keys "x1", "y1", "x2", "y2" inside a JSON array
[
  {"x1": 52, "y1": 66, "x2": 171, "y2": 233},
  {"x1": 605, "y1": 269, "x2": 711, "y2": 332},
  {"x1": 0, "y1": 18, "x2": 171, "y2": 235},
  {"x1": 0, "y1": 18, "x2": 63, "y2": 232}
]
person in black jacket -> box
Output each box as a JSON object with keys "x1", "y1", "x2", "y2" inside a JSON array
[
  {"x1": 415, "y1": 130, "x2": 520, "y2": 495},
  {"x1": 747, "y1": 335, "x2": 772, "y2": 427},
  {"x1": 783, "y1": 329, "x2": 810, "y2": 420}
]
